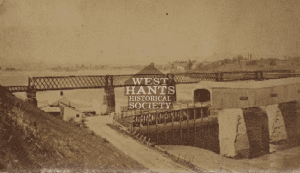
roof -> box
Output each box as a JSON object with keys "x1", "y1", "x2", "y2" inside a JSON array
[
  {"x1": 49, "y1": 96, "x2": 77, "y2": 108},
  {"x1": 193, "y1": 77, "x2": 300, "y2": 89},
  {"x1": 41, "y1": 106, "x2": 60, "y2": 112},
  {"x1": 125, "y1": 63, "x2": 168, "y2": 85},
  {"x1": 135, "y1": 63, "x2": 165, "y2": 75}
]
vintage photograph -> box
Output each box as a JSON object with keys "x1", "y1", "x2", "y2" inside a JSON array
[{"x1": 1, "y1": 0, "x2": 300, "y2": 172}]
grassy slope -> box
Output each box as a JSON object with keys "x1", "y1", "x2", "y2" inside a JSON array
[{"x1": 0, "y1": 88, "x2": 146, "y2": 172}]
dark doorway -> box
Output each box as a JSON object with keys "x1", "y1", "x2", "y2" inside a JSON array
[{"x1": 194, "y1": 89, "x2": 210, "y2": 103}]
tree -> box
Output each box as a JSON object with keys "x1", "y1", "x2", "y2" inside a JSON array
[
  {"x1": 186, "y1": 59, "x2": 193, "y2": 70},
  {"x1": 197, "y1": 63, "x2": 203, "y2": 69}
]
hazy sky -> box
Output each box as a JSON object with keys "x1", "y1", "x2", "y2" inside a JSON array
[{"x1": 1, "y1": 0, "x2": 300, "y2": 66}]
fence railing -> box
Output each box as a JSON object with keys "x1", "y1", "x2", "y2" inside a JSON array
[{"x1": 114, "y1": 101, "x2": 218, "y2": 146}]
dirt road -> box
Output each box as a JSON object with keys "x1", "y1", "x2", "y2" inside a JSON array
[{"x1": 86, "y1": 115, "x2": 194, "y2": 173}]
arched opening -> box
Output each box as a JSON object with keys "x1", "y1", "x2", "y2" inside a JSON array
[
  {"x1": 193, "y1": 88, "x2": 211, "y2": 118},
  {"x1": 194, "y1": 89, "x2": 211, "y2": 103}
]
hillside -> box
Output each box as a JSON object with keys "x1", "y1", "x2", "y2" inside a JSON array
[
  {"x1": 191, "y1": 58, "x2": 300, "y2": 73},
  {"x1": 0, "y1": 86, "x2": 147, "y2": 172}
]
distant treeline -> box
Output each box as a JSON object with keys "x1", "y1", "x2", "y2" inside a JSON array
[{"x1": 0, "y1": 67, "x2": 17, "y2": 71}]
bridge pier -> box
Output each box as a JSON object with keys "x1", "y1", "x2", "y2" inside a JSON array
[
  {"x1": 219, "y1": 108, "x2": 248, "y2": 158},
  {"x1": 104, "y1": 75, "x2": 115, "y2": 114},
  {"x1": 219, "y1": 101, "x2": 300, "y2": 158},
  {"x1": 218, "y1": 107, "x2": 269, "y2": 158},
  {"x1": 26, "y1": 87, "x2": 37, "y2": 107},
  {"x1": 273, "y1": 101, "x2": 300, "y2": 147}
]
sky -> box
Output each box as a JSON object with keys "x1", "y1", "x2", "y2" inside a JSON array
[{"x1": 0, "y1": 0, "x2": 300, "y2": 67}]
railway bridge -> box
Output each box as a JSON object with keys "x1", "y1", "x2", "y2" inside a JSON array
[{"x1": 4, "y1": 70, "x2": 296, "y2": 114}]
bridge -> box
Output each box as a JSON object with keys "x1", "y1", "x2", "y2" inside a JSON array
[
  {"x1": 116, "y1": 75, "x2": 300, "y2": 159},
  {"x1": 4, "y1": 70, "x2": 297, "y2": 113}
]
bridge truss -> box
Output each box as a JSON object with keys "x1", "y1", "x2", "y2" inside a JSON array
[{"x1": 5, "y1": 70, "x2": 296, "y2": 93}]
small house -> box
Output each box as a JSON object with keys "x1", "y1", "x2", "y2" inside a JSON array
[
  {"x1": 47, "y1": 92, "x2": 84, "y2": 123},
  {"x1": 60, "y1": 104, "x2": 84, "y2": 123}
]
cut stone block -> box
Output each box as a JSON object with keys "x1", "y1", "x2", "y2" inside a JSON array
[
  {"x1": 265, "y1": 104, "x2": 287, "y2": 143},
  {"x1": 219, "y1": 108, "x2": 249, "y2": 157}
]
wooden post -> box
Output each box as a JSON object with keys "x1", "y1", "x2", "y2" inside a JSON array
[
  {"x1": 201, "y1": 102, "x2": 204, "y2": 148},
  {"x1": 132, "y1": 115, "x2": 135, "y2": 130},
  {"x1": 132, "y1": 118, "x2": 134, "y2": 132},
  {"x1": 139, "y1": 114, "x2": 141, "y2": 133},
  {"x1": 172, "y1": 111, "x2": 174, "y2": 140},
  {"x1": 147, "y1": 114, "x2": 149, "y2": 138},
  {"x1": 187, "y1": 104, "x2": 189, "y2": 140},
  {"x1": 156, "y1": 110, "x2": 158, "y2": 144},
  {"x1": 164, "y1": 112, "x2": 167, "y2": 143},
  {"x1": 194, "y1": 98, "x2": 196, "y2": 145},
  {"x1": 180, "y1": 108, "x2": 182, "y2": 141}
]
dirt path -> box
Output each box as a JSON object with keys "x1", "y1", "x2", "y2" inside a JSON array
[{"x1": 86, "y1": 115, "x2": 194, "y2": 173}]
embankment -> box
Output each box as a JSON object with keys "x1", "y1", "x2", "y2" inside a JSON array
[{"x1": 0, "y1": 86, "x2": 146, "y2": 172}]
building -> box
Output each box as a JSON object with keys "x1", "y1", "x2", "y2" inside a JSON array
[
  {"x1": 42, "y1": 92, "x2": 85, "y2": 123},
  {"x1": 59, "y1": 103, "x2": 84, "y2": 123}
]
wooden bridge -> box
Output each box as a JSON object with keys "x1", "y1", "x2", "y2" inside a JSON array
[{"x1": 3, "y1": 70, "x2": 297, "y2": 113}]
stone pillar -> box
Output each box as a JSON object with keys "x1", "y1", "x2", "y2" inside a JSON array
[
  {"x1": 265, "y1": 104, "x2": 287, "y2": 143},
  {"x1": 104, "y1": 75, "x2": 115, "y2": 114},
  {"x1": 296, "y1": 101, "x2": 300, "y2": 137},
  {"x1": 219, "y1": 107, "x2": 269, "y2": 158},
  {"x1": 243, "y1": 107, "x2": 270, "y2": 157},
  {"x1": 277, "y1": 101, "x2": 300, "y2": 147},
  {"x1": 26, "y1": 87, "x2": 37, "y2": 107},
  {"x1": 218, "y1": 108, "x2": 249, "y2": 158}
]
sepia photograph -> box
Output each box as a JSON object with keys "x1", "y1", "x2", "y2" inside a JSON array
[{"x1": 1, "y1": 0, "x2": 300, "y2": 172}]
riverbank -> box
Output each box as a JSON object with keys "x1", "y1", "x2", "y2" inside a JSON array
[{"x1": 157, "y1": 145, "x2": 300, "y2": 172}]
